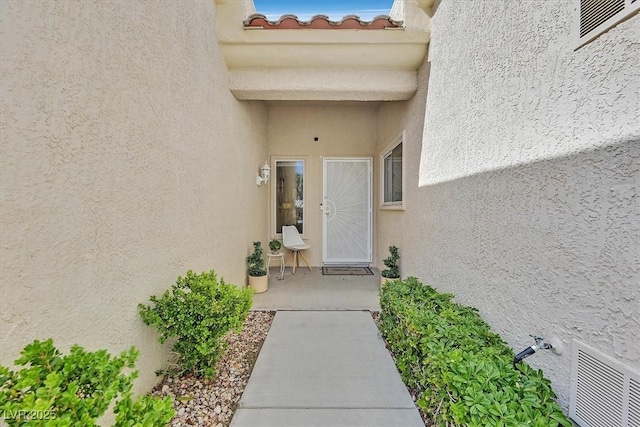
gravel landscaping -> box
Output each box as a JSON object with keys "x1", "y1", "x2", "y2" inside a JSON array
[{"x1": 151, "y1": 311, "x2": 275, "y2": 427}]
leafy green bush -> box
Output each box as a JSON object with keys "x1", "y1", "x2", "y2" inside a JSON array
[
  {"x1": 247, "y1": 242, "x2": 267, "y2": 277},
  {"x1": 0, "y1": 339, "x2": 174, "y2": 426},
  {"x1": 379, "y1": 277, "x2": 571, "y2": 427},
  {"x1": 139, "y1": 270, "x2": 252, "y2": 378},
  {"x1": 381, "y1": 245, "x2": 400, "y2": 278}
]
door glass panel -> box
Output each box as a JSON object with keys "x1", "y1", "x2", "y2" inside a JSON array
[{"x1": 276, "y1": 160, "x2": 304, "y2": 234}]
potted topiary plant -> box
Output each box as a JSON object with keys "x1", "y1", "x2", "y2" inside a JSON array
[
  {"x1": 380, "y1": 245, "x2": 400, "y2": 287},
  {"x1": 247, "y1": 241, "x2": 268, "y2": 293},
  {"x1": 269, "y1": 238, "x2": 282, "y2": 254}
]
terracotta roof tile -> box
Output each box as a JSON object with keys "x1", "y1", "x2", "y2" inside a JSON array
[{"x1": 243, "y1": 14, "x2": 402, "y2": 30}]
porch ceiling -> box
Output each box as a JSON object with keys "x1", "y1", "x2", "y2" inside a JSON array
[{"x1": 214, "y1": 0, "x2": 432, "y2": 102}]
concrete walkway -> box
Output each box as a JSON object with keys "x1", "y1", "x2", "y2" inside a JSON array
[{"x1": 230, "y1": 311, "x2": 424, "y2": 427}]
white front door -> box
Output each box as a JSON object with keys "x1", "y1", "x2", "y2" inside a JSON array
[{"x1": 322, "y1": 158, "x2": 372, "y2": 265}]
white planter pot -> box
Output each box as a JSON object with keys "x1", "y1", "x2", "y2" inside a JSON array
[
  {"x1": 380, "y1": 276, "x2": 400, "y2": 288},
  {"x1": 249, "y1": 275, "x2": 268, "y2": 293}
]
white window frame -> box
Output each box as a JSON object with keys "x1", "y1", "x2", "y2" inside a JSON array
[
  {"x1": 380, "y1": 131, "x2": 405, "y2": 211},
  {"x1": 271, "y1": 157, "x2": 307, "y2": 238},
  {"x1": 575, "y1": 0, "x2": 639, "y2": 49}
]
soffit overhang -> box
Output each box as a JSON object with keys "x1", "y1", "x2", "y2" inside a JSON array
[{"x1": 214, "y1": 0, "x2": 431, "y2": 101}]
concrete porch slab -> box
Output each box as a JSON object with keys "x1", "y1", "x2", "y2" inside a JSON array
[
  {"x1": 231, "y1": 311, "x2": 423, "y2": 427},
  {"x1": 252, "y1": 267, "x2": 381, "y2": 311}
]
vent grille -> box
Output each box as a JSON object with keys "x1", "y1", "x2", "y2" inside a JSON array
[
  {"x1": 631, "y1": 379, "x2": 640, "y2": 427},
  {"x1": 580, "y1": 0, "x2": 625, "y2": 37},
  {"x1": 577, "y1": 0, "x2": 640, "y2": 47},
  {"x1": 570, "y1": 340, "x2": 640, "y2": 426}
]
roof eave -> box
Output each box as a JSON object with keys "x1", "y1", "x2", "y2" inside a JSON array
[{"x1": 214, "y1": 0, "x2": 431, "y2": 101}]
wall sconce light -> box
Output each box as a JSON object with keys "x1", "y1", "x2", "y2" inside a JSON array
[{"x1": 256, "y1": 161, "x2": 270, "y2": 186}]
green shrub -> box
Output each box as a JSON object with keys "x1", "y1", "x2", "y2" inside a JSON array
[
  {"x1": 379, "y1": 277, "x2": 572, "y2": 427},
  {"x1": 139, "y1": 270, "x2": 252, "y2": 378},
  {"x1": 381, "y1": 245, "x2": 400, "y2": 278},
  {"x1": 0, "y1": 339, "x2": 174, "y2": 426},
  {"x1": 247, "y1": 242, "x2": 267, "y2": 277}
]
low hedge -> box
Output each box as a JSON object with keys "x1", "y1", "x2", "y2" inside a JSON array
[
  {"x1": 139, "y1": 270, "x2": 253, "y2": 378},
  {"x1": 0, "y1": 339, "x2": 174, "y2": 426},
  {"x1": 379, "y1": 277, "x2": 571, "y2": 427}
]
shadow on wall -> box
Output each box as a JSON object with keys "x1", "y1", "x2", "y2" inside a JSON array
[{"x1": 403, "y1": 137, "x2": 639, "y2": 409}]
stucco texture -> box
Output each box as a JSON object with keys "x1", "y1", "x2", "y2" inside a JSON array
[
  {"x1": 390, "y1": 0, "x2": 639, "y2": 409},
  {"x1": 376, "y1": 55, "x2": 430, "y2": 279},
  {"x1": 0, "y1": 0, "x2": 268, "y2": 393}
]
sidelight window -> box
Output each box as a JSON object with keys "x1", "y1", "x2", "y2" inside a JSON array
[{"x1": 275, "y1": 159, "x2": 305, "y2": 235}]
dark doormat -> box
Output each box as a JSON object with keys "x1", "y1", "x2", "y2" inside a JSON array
[{"x1": 322, "y1": 266, "x2": 374, "y2": 276}]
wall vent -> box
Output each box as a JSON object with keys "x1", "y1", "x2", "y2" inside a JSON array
[
  {"x1": 580, "y1": 0, "x2": 625, "y2": 37},
  {"x1": 570, "y1": 340, "x2": 640, "y2": 426},
  {"x1": 631, "y1": 379, "x2": 640, "y2": 426},
  {"x1": 577, "y1": 0, "x2": 640, "y2": 48}
]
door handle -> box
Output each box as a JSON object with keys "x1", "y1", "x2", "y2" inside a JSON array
[{"x1": 325, "y1": 205, "x2": 330, "y2": 215}]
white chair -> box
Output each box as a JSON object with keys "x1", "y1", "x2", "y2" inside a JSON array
[{"x1": 282, "y1": 225, "x2": 312, "y2": 275}]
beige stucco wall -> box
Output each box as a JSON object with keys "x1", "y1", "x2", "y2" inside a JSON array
[
  {"x1": 267, "y1": 104, "x2": 378, "y2": 266},
  {"x1": 383, "y1": 0, "x2": 639, "y2": 410},
  {"x1": 0, "y1": 0, "x2": 268, "y2": 394},
  {"x1": 376, "y1": 56, "x2": 430, "y2": 277}
]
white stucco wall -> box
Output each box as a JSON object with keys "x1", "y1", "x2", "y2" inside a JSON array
[
  {"x1": 0, "y1": 0, "x2": 268, "y2": 394},
  {"x1": 395, "y1": 0, "x2": 639, "y2": 410},
  {"x1": 420, "y1": 0, "x2": 639, "y2": 187},
  {"x1": 268, "y1": 104, "x2": 378, "y2": 266}
]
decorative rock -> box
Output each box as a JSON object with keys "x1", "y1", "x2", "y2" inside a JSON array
[{"x1": 150, "y1": 312, "x2": 275, "y2": 427}]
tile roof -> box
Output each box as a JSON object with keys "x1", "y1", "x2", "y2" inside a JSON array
[{"x1": 243, "y1": 14, "x2": 403, "y2": 30}]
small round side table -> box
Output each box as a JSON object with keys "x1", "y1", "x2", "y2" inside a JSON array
[{"x1": 266, "y1": 251, "x2": 285, "y2": 280}]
